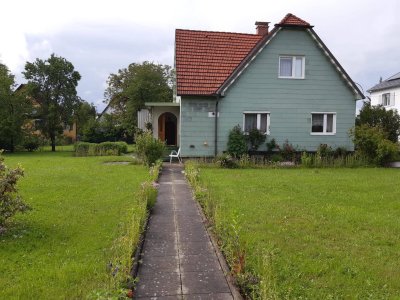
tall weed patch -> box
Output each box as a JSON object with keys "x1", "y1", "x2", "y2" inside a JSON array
[
  {"x1": 185, "y1": 161, "x2": 276, "y2": 298},
  {"x1": 93, "y1": 160, "x2": 160, "y2": 298}
]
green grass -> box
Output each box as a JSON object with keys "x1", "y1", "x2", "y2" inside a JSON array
[
  {"x1": 197, "y1": 167, "x2": 400, "y2": 299},
  {"x1": 0, "y1": 150, "x2": 150, "y2": 299}
]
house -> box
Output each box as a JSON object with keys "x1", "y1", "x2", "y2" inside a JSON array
[
  {"x1": 16, "y1": 84, "x2": 78, "y2": 142},
  {"x1": 367, "y1": 72, "x2": 400, "y2": 111},
  {"x1": 141, "y1": 13, "x2": 364, "y2": 157}
]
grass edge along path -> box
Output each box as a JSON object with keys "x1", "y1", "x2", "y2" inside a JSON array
[
  {"x1": 0, "y1": 151, "x2": 160, "y2": 299},
  {"x1": 185, "y1": 162, "x2": 400, "y2": 299}
]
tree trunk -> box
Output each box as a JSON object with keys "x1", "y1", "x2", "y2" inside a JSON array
[{"x1": 51, "y1": 134, "x2": 56, "y2": 152}]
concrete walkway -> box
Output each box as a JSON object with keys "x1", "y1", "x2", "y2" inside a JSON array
[{"x1": 135, "y1": 164, "x2": 237, "y2": 299}]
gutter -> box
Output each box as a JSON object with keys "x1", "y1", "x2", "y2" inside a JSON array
[{"x1": 214, "y1": 94, "x2": 220, "y2": 156}]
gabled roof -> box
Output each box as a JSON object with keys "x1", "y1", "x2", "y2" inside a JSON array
[
  {"x1": 175, "y1": 13, "x2": 364, "y2": 99},
  {"x1": 277, "y1": 13, "x2": 311, "y2": 27},
  {"x1": 367, "y1": 72, "x2": 400, "y2": 93},
  {"x1": 175, "y1": 29, "x2": 262, "y2": 95}
]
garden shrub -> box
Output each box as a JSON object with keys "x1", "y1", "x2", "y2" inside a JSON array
[
  {"x1": 227, "y1": 125, "x2": 247, "y2": 158},
  {"x1": 74, "y1": 141, "x2": 128, "y2": 156},
  {"x1": 215, "y1": 153, "x2": 238, "y2": 168},
  {"x1": 281, "y1": 139, "x2": 296, "y2": 161},
  {"x1": 246, "y1": 128, "x2": 266, "y2": 150},
  {"x1": 334, "y1": 146, "x2": 347, "y2": 158},
  {"x1": 23, "y1": 135, "x2": 40, "y2": 152},
  {"x1": 317, "y1": 144, "x2": 333, "y2": 158},
  {"x1": 0, "y1": 152, "x2": 31, "y2": 232},
  {"x1": 350, "y1": 125, "x2": 398, "y2": 165},
  {"x1": 270, "y1": 153, "x2": 284, "y2": 163},
  {"x1": 135, "y1": 131, "x2": 165, "y2": 166},
  {"x1": 266, "y1": 138, "x2": 278, "y2": 152}
]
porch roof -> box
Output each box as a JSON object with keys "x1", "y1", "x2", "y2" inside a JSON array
[{"x1": 145, "y1": 102, "x2": 180, "y2": 107}]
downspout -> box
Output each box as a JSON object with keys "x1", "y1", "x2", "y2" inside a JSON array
[{"x1": 214, "y1": 94, "x2": 220, "y2": 156}]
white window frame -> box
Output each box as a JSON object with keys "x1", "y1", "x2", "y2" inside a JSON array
[
  {"x1": 310, "y1": 112, "x2": 336, "y2": 135},
  {"x1": 243, "y1": 111, "x2": 270, "y2": 135},
  {"x1": 279, "y1": 56, "x2": 305, "y2": 79},
  {"x1": 381, "y1": 93, "x2": 392, "y2": 106}
]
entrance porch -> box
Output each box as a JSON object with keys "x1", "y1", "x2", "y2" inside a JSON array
[{"x1": 138, "y1": 102, "x2": 180, "y2": 146}]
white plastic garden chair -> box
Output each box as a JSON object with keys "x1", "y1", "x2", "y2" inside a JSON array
[{"x1": 169, "y1": 148, "x2": 182, "y2": 163}]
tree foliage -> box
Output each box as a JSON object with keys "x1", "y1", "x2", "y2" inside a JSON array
[
  {"x1": 75, "y1": 100, "x2": 96, "y2": 138},
  {"x1": 356, "y1": 102, "x2": 400, "y2": 142},
  {"x1": 135, "y1": 131, "x2": 166, "y2": 166},
  {"x1": 227, "y1": 125, "x2": 247, "y2": 157},
  {"x1": 0, "y1": 64, "x2": 31, "y2": 152},
  {"x1": 350, "y1": 124, "x2": 398, "y2": 165},
  {"x1": 104, "y1": 61, "x2": 173, "y2": 140},
  {"x1": 23, "y1": 54, "x2": 81, "y2": 151},
  {"x1": 0, "y1": 151, "x2": 30, "y2": 232}
]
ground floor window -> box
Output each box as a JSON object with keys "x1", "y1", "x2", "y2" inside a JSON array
[
  {"x1": 243, "y1": 112, "x2": 270, "y2": 134},
  {"x1": 311, "y1": 112, "x2": 336, "y2": 135}
]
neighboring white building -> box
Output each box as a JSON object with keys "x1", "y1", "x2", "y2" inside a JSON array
[{"x1": 368, "y1": 72, "x2": 400, "y2": 112}]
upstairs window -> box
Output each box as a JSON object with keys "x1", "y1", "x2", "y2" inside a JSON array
[
  {"x1": 382, "y1": 93, "x2": 392, "y2": 106},
  {"x1": 279, "y1": 56, "x2": 305, "y2": 79},
  {"x1": 243, "y1": 112, "x2": 270, "y2": 134},
  {"x1": 311, "y1": 113, "x2": 336, "y2": 135}
]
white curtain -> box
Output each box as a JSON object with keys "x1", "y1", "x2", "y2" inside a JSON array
[
  {"x1": 245, "y1": 114, "x2": 257, "y2": 132},
  {"x1": 280, "y1": 58, "x2": 292, "y2": 77}
]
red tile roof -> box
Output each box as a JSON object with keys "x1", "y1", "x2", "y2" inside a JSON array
[
  {"x1": 278, "y1": 13, "x2": 310, "y2": 27},
  {"x1": 175, "y1": 29, "x2": 262, "y2": 95},
  {"x1": 175, "y1": 14, "x2": 311, "y2": 96}
]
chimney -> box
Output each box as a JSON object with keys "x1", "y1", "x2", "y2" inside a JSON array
[{"x1": 255, "y1": 21, "x2": 270, "y2": 36}]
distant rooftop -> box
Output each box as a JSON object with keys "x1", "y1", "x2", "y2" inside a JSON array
[{"x1": 368, "y1": 72, "x2": 400, "y2": 93}]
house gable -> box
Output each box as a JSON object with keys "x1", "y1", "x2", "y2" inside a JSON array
[
  {"x1": 218, "y1": 16, "x2": 363, "y2": 100},
  {"x1": 216, "y1": 27, "x2": 357, "y2": 151}
]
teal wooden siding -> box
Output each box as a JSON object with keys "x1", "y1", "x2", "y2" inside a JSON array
[
  {"x1": 180, "y1": 28, "x2": 356, "y2": 156},
  {"x1": 180, "y1": 97, "x2": 217, "y2": 157}
]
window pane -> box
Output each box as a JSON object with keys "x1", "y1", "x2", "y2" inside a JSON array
[
  {"x1": 312, "y1": 114, "x2": 324, "y2": 132},
  {"x1": 260, "y1": 114, "x2": 268, "y2": 133},
  {"x1": 326, "y1": 114, "x2": 333, "y2": 132},
  {"x1": 295, "y1": 57, "x2": 303, "y2": 78},
  {"x1": 280, "y1": 57, "x2": 292, "y2": 77},
  {"x1": 244, "y1": 114, "x2": 257, "y2": 132},
  {"x1": 383, "y1": 93, "x2": 390, "y2": 106}
]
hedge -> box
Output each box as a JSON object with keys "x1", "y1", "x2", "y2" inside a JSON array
[{"x1": 75, "y1": 142, "x2": 128, "y2": 156}]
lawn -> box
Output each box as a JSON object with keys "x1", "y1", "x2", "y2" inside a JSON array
[
  {"x1": 0, "y1": 150, "x2": 150, "y2": 299},
  {"x1": 197, "y1": 167, "x2": 400, "y2": 299}
]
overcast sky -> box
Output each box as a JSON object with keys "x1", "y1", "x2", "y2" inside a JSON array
[{"x1": 1, "y1": 0, "x2": 399, "y2": 112}]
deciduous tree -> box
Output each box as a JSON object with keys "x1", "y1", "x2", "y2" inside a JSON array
[
  {"x1": 23, "y1": 54, "x2": 81, "y2": 151},
  {"x1": 0, "y1": 64, "x2": 31, "y2": 152},
  {"x1": 104, "y1": 61, "x2": 173, "y2": 140},
  {"x1": 356, "y1": 102, "x2": 400, "y2": 142}
]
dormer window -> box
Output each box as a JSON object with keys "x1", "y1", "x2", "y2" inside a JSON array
[{"x1": 279, "y1": 56, "x2": 305, "y2": 79}]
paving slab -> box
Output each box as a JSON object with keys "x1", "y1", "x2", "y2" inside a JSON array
[{"x1": 135, "y1": 164, "x2": 238, "y2": 299}]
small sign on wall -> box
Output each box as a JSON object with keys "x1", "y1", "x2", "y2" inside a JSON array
[{"x1": 208, "y1": 111, "x2": 220, "y2": 117}]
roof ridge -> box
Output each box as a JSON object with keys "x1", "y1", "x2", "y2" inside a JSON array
[
  {"x1": 386, "y1": 71, "x2": 400, "y2": 81},
  {"x1": 175, "y1": 28, "x2": 259, "y2": 36},
  {"x1": 278, "y1": 13, "x2": 311, "y2": 26}
]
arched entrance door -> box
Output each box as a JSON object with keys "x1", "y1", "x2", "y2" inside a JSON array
[{"x1": 158, "y1": 112, "x2": 177, "y2": 145}]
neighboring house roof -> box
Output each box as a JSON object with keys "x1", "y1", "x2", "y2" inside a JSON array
[
  {"x1": 175, "y1": 13, "x2": 364, "y2": 99},
  {"x1": 367, "y1": 72, "x2": 400, "y2": 93}
]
